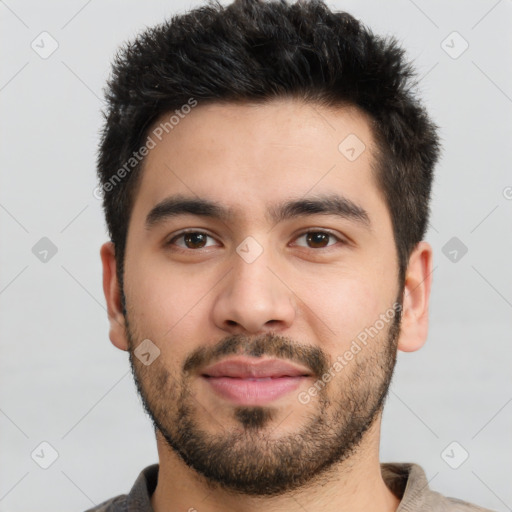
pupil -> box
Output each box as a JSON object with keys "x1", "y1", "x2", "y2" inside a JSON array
[
  {"x1": 185, "y1": 233, "x2": 206, "y2": 248},
  {"x1": 307, "y1": 232, "x2": 328, "y2": 248}
]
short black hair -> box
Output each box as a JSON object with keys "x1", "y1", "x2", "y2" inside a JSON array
[{"x1": 97, "y1": 0, "x2": 441, "y2": 311}]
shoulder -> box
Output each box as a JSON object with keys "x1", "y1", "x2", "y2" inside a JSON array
[
  {"x1": 430, "y1": 492, "x2": 498, "y2": 512},
  {"x1": 82, "y1": 463, "x2": 159, "y2": 512},
  {"x1": 381, "y1": 462, "x2": 497, "y2": 512},
  {"x1": 83, "y1": 495, "x2": 128, "y2": 512}
]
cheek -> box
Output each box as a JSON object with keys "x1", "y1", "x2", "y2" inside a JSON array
[
  {"x1": 124, "y1": 259, "x2": 212, "y2": 355},
  {"x1": 293, "y1": 270, "x2": 387, "y2": 350},
  {"x1": 124, "y1": 260, "x2": 174, "y2": 331}
]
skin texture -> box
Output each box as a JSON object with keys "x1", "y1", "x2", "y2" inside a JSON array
[{"x1": 100, "y1": 98, "x2": 433, "y2": 512}]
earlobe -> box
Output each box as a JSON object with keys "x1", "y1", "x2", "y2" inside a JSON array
[
  {"x1": 100, "y1": 241, "x2": 129, "y2": 352},
  {"x1": 397, "y1": 241, "x2": 433, "y2": 353}
]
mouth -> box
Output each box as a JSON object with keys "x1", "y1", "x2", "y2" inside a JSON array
[{"x1": 200, "y1": 357, "x2": 312, "y2": 406}]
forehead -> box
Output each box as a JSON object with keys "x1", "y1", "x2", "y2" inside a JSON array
[{"x1": 130, "y1": 98, "x2": 385, "y2": 228}]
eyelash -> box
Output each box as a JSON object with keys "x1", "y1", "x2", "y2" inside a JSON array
[{"x1": 166, "y1": 229, "x2": 346, "y2": 252}]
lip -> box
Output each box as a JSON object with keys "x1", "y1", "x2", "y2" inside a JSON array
[
  {"x1": 200, "y1": 357, "x2": 313, "y2": 406},
  {"x1": 201, "y1": 357, "x2": 312, "y2": 379}
]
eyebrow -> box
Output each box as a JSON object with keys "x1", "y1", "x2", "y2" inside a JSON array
[{"x1": 145, "y1": 193, "x2": 372, "y2": 231}]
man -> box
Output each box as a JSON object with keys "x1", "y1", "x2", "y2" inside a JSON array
[{"x1": 89, "y1": 0, "x2": 495, "y2": 510}]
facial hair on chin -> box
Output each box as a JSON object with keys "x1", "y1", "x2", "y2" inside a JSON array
[{"x1": 125, "y1": 300, "x2": 402, "y2": 496}]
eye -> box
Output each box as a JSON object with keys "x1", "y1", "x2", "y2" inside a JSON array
[
  {"x1": 167, "y1": 230, "x2": 218, "y2": 250},
  {"x1": 166, "y1": 229, "x2": 345, "y2": 252},
  {"x1": 293, "y1": 230, "x2": 343, "y2": 249}
]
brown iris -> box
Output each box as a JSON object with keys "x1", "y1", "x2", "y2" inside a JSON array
[
  {"x1": 305, "y1": 232, "x2": 330, "y2": 248},
  {"x1": 183, "y1": 232, "x2": 208, "y2": 249}
]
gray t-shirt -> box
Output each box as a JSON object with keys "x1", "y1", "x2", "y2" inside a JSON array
[{"x1": 85, "y1": 462, "x2": 496, "y2": 511}]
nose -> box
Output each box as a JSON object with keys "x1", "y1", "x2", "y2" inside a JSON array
[{"x1": 211, "y1": 244, "x2": 296, "y2": 335}]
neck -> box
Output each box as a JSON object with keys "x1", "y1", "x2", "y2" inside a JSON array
[{"x1": 150, "y1": 421, "x2": 401, "y2": 512}]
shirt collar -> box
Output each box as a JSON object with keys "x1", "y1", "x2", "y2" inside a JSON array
[{"x1": 124, "y1": 462, "x2": 432, "y2": 511}]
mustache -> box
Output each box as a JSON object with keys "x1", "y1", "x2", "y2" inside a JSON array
[{"x1": 183, "y1": 332, "x2": 329, "y2": 378}]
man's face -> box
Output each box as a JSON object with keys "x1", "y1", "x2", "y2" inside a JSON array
[{"x1": 121, "y1": 99, "x2": 402, "y2": 495}]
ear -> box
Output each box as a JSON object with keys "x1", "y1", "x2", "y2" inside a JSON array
[
  {"x1": 100, "y1": 241, "x2": 129, "y2": 351},
  {"x1": 397, "y1": 241, "x2": 433, "y2": 353}
]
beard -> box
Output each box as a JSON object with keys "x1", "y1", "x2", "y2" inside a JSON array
[{"x1": 125, "y1": 296, "x2": 402, "y2": 497}]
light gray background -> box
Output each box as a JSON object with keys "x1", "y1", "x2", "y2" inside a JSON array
[{"x1": 1, "y1": 0, "x2": 511, "y2": 510}]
